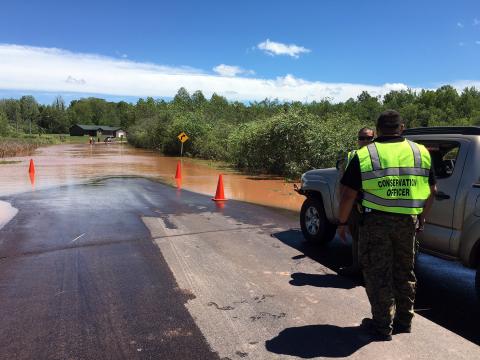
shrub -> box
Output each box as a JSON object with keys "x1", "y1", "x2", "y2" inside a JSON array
[{"x1": 228, "y1": 110, "x2": 361, "y2": 177}]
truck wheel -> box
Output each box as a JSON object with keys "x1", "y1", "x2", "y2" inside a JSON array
[{"x1": 300, "y1": 197, "x2": 337, "y2": 244}]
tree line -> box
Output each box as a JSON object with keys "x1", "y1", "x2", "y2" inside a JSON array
[{"x1": 1, "y1": 85, "x2": 479, "y2": 176}]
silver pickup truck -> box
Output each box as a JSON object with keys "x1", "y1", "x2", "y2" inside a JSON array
[{"x1": 296, "y1": 126, "x2": 480, "y2": 299}]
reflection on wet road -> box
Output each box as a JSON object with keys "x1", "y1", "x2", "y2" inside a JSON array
[{"x1": 0, "y1": 143, "x2": 304, "y2": 210}]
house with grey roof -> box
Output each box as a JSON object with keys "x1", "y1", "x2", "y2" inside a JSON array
[{"x1": 69, "y1": 124, "x2": 125, "y2": 138}]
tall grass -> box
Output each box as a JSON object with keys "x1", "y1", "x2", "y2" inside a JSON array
[
  {"x1": 0, "y1": 135, "x2": 62, "y2": 158},
  {"x1": 0, "y1": 139, "x2": 38, "y2": 157}
]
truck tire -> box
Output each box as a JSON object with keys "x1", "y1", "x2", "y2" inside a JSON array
[{"x1": 300, "y1": 197, "x2": 337, "y2": 244}]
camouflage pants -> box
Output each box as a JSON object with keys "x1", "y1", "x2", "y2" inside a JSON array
[{"x1": 359, "y1": 212, "x2": 417, "y2": 335}]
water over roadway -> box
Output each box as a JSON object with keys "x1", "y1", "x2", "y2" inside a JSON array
[
  {"x1": 0, "y1": 142, "x2": 304, "y2": 211},
  {"x1": 0, "y1": 143, "x2": 479, "y2": 359}
]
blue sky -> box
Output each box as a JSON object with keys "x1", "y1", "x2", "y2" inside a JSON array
[{"x1": 0, "y1": 0, "x2": 479, "y2": 103}]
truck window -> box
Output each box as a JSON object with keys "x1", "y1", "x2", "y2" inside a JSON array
[{"x1": 417, "y1": 141, "x2": 460, "y2": 179}]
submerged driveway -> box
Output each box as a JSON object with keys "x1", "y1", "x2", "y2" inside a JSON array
[{"x1": 0, "y1": 177, "x2": 478, "y2": 359}]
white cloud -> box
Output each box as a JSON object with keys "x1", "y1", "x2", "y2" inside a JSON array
[
  {"x1": 213, "y1": 64, "x2": 254, "y2": 77},
  {"x1": 451, "y1": 80, "x2": 480, "y2": 91},
  {"x1": 476, "y1": 40, "x2": 480, "y2": 45},
  {"x1": 457, "y1": 22, "x2": 464, "y2": 28},
  {"x1": 458, "y1": 42, "x2": 465, "y2": 47},
  {"x1": 257, "y1": 39, "x2": 311, "y2": 58},
  {"x1": 0, "y1": 43, "x2": 433, "y2": 103},
  {"x1": 474, "y1": 18, "x2": 480, "y2": 26},
  {"x1": 66, "y1": 75, "x2": 86, "y2": 85}
]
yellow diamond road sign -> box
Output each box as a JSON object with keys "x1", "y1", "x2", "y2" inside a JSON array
[{"x1": 178, "y1": 132, "x2": 189, "y2": 143}]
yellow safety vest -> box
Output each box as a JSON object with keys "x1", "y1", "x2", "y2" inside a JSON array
[
  {"x1": 357, "y1": 139, "x2": 431, "y2": 215},
  {"x1": 346, "y1": 150, "x2": 357, "y2": 168}
]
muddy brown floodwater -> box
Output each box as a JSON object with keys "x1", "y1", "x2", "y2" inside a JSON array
[{"x1": 0, "y1": 143, "x2": 305, "y2": 211}]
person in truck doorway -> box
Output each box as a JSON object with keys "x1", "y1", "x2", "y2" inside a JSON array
[{"x1": 338, "y1": 126, "x2": 375, "y2": 276}]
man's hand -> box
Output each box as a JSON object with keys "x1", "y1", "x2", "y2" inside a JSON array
[
  {"x1": 337, "y1": 224, "x2": 349, "y2": 243},
  {"x1": 337, "y1": 186, "x2": 357, "y2": 243},
  {"x1": 417, "y1": 185, "x2": 436, "y2": 233}
]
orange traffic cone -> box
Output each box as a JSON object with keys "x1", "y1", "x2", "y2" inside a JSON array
[
  {"x1": 175, "y1": 161, "x2": 182, "y2": 179},
  {"x1": 28, "y1": 159, "x2": 35, "y2": 174},
  {"x1": 212, "y1": 174, "x2": 227, "y2": 201},
  {"x1": 176, "y1": 177, "x2": 182, "y2": 190},
  {"x1": 29, "y1": 171, "x2": 35, "y2": 189}
]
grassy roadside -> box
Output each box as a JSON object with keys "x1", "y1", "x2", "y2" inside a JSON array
[
  {"x1": 0, "y1": 138, "x2": 45, "y2": 157},
  {"x1": 0, "y1": 135, "x2": 128, "y2": 158},
  {"x1": 0, "y1": 134, "x2": 89, "y2": 158}
]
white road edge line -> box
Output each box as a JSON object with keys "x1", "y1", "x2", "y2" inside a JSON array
[{"x1": 71, "y1": 233, "x2": 86, "y2": 243}]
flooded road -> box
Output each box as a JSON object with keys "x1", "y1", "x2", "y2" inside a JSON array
[{"x1": 0, "y1": 142, "x2": 304, "y2": 211}]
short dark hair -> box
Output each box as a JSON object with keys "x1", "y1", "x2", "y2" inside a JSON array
[
  {"x1": 358, "y1": 127, "x2": 374, "y2": 135},
  {"x1": 376, "y1": 110, "x2": 403, "y2": 133}
]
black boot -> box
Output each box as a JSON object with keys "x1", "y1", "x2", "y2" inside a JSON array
[
  {"x1": 393, "y1": 322, "x2": 412, "y2": 334},
  {"x1": 360, "y1": 318, "x2": 392, "y2": 341}
]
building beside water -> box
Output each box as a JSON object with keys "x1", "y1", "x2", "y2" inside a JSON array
[{"x1": 69, "y1": 124, "x2": 125, "y2": 138}]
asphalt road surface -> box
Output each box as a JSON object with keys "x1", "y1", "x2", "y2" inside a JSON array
[{"x1": 0, "y1": 177, "x2": 478, "y2": 359}]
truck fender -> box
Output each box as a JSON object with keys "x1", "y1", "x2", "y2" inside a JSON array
[
  {"x1": 459, "y1": 216, "x2": 480, "y2": 268},
  {"x1": 301, "y1": 183, "x2": 335, "y2": 223}
]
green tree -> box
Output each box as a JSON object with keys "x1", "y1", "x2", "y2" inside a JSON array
[
  {"x1": 356, "y1": 91, "x2": 382, "y2": 123},
  {"x1": 173, "y1": 87, "x2": 193, "y2": 111},
  {"x1": 191, "y1": 90, "x2": 207, "y2": 110},
  {"x1": 20, "y1": 95, "x2": 40, "y2": 133},
  {"x1": 458, "y1": 87, "x2": 480, "y2": 121},
  {"x1": 52, "y1": 96, "x2": 66, "y2": 111},
  {"x1": 383, "y1": 90, "x2": 416, "y2": 110},
  {"x1": 117, "y1": 101, "x2": 135, "y2": 129},
  {"x1": 0, "y1": 110, "x2": 10, "y2": 136},
  {"x1": 0, "y1": 99, "x2": 22, "y2": 133},
  {"x1": 135, "y1": 97, "x2": 158, "y2": 120},
  {"x1": 68, "y1": 99, "x2": 94, "y2": 124},
  {"x1": 434, "y1": 85, "x2": 459, "y2": 121}
]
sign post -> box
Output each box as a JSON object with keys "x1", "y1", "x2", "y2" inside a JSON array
[{"x1": 177, "y1": 132, "x2": 189, "y2": 157}]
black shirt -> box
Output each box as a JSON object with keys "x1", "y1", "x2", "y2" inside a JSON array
[{"x1": 340, "y1": 136, "x2": 436, "y2": 192}]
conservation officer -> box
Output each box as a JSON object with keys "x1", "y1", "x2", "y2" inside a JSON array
[
  {"x1": 346, "y1": 127, "x2": 375, "y2": 166},
  {"x1": 338, "y1": 127, "x2": 375, "y2": 276},
  {"x1": 337, "y1": 110, "x2": 436, "y2": 341}
]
